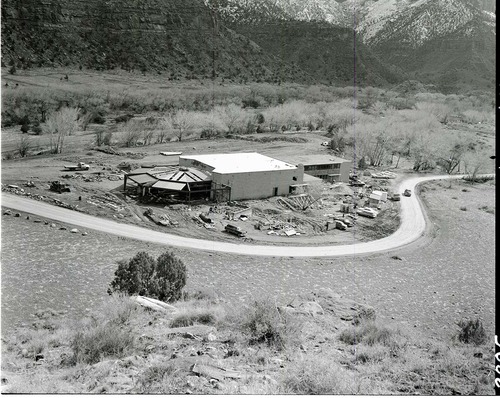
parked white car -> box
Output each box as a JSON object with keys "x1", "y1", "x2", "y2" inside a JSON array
[{"x1": 356, "y1": 207, "x2": 378, "y2": 218}]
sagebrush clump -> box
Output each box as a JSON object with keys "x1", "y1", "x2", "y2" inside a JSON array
[{"x1": 456, "y1": 318, "x2": 487, "y2": 345}]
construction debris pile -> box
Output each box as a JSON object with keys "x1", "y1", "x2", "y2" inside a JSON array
[
  {"x1": 1, "y1": 184, "x2": 80, "y2": 211},
  {"x1": 87, "y1": 194, "x2": 125, "y2": 212},
  {"x1": 144, "y1": 207, "x2": 179, "y2": 227},
  {"x1": 61, "y1": 172, "x2": 124, "y2": 182}
]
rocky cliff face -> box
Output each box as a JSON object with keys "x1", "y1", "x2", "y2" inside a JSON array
[
  {"x1": 1, "y1": 0, "x2": 306, "y2": 82},
  {"x1": 220, "y1": 0, "x2": 495, "y2": 91},
  {"x1": 1, "y1": 0, "x2": 494, "y2": 91}
]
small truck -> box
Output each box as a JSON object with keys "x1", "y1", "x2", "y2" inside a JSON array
[{"x1": 64, "y1": 162, "x2": 90, "y2": 171}]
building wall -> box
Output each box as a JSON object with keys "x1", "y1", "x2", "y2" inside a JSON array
[
  {"x1": 303, "y1": 161, "x2": 352, "y2": 182},
  {"x1": 212, "y1": 167, "x2": 303, "y2": 200}
]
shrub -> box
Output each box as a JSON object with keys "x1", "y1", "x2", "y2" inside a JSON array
[
  {"x1": 456, "y1": 318, "x2": 487, "y2": 345},
  {"x1": 463, "y1": 175, "x2": 494, "y2": 184},
  {"x1": 108, "y1": 251, "x2": 186, "y2": 303},
  {"x1": 242, "y1": 98, "x2": 260, "y2": 108},
  {"x1": 21, "y1": 123, "x2": 30, "y2": 133},
  {"x1": 241, "y1": 300, "x2": 302, "y2": 350},
  {"x1": 92, "y1": 113, "x2": 106, "y2": 124},
  {"x1": 32, "y1": 122, "x2": 43, "y2": 135}
]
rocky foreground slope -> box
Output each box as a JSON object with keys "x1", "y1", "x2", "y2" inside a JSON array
[{"x1": 1, "y1": 290, "x2": 494, "y2": 394}]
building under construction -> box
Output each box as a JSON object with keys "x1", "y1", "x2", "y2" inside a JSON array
[{"x1": 123, "y1": 166, "x2": 230, "y2": 203}]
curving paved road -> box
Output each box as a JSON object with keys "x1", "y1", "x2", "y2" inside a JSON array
[{"x1": 0, "y1": 174, "x2": 470, "y2": 258}]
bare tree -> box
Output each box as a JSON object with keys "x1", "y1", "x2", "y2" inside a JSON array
[
  {"x1": 95, "y1": 129, "x2": 105, "y2": 146},
  {"x1": 156, "y1": 116, "x2": 173, "y2": 144},
  {"x1": 43, "y1": 107, "x2": 80, "y2": 154},
  {"x1": 462, "y1": 150, "x2": 489, "y2": 183},
  {"x1": 17, "y1": 136, "x2": 31, "y2": 157},
  {"x1": 123, "y1": 120, "x2": 142, "y2": 147},
  {"x1": 215, "y1": 104, "x2": 246, "y2": 134},
  {"x1": 172, "y1": 110, "x2": 193, "y2": 142},
  {"x1": 437, "y1": 136, "x2": 472, "y2": 176}
]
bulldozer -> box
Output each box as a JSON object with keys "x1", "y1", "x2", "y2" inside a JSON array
[{"x1": 50, "y1": 181, "x2": 71, "y2": 193}]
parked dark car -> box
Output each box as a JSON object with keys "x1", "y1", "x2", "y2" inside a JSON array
[{"x1": 224, "y1": 224, "x2": 246, "y2": 237}]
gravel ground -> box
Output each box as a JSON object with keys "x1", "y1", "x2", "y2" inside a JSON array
[{"x1": 1, "y1": 178, "x2": 495, "y2": 341}]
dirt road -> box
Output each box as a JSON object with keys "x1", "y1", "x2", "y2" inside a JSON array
[{"x1": 1, "y1": 174, "x2": 470, "y2": 257}]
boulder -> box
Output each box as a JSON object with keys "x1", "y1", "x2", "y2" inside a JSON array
[
  {"x1": 307, "y1": 288, "x2": 376, "y2": 324},
  {"x1": 282, "y1": 289, "x2": 375, "y2": 324},
  {"x1": 280, "y1": 299, "x2": 324, "y2": 316},
  {"x1": 70, "y1": 228, "x2": 79, "y2": 233},
  {"x1": 297, "y1": 301, "x2": 324, "y2": 316},
  {"x1": 164, "y1": 325, "x2": 216, "y2": 340}
]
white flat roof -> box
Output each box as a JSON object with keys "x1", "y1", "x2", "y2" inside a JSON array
[{"x1": 181, "y1": 153, "x2": 297, "y2": 174}]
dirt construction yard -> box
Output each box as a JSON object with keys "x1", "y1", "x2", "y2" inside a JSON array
[
  {"x1": 1, "y1": 132, "x2": 403, "y2": 246},
  {"x1": 1, "y1": 177, "x2": 495, "y2": 343}
]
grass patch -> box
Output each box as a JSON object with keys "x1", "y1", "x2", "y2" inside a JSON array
[
  {"x1": 338, "y1": 321, "x2": 407, "y2": 354},
  {"x1": 170, "y1": 309, "x2": 217, "y2": 328},
  {"x1": 69, "y1": 295, "x2": 140, "y2": 364},
  {"x1": 70, "y1": 322, "x2": 134, "y2": 365},
  {"x1": 281, "y1": 356, "x2": 389, "y2": 394},
  {"x1": 137, "y1": 363, "x2": 180, "y2": 393}
]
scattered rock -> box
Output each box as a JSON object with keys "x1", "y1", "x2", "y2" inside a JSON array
[
  {"x1": 3, "y1": 210, "x2": 11, "y2": 215},
  {"x1": 191, "y1": 362, "x2": 242, "y2": 380},
  {"x1": 50, "y1": 223, "x2": 57, "y2": 228},
  {"x1": 35, "y1": 353, "x2": 44, "y2": 361},
  {"x1": 70, "y1": 228, "x2": 79, "y2": 233},
  {"x1": 21, "y1": 349, "x2": 28, "y2": 357},
  {"x1": 204, "y1": 332, "x2": 217, "y2": 342},
  {"x1": 14, "y1": 213, "x2": 20, "y2": 217},
  {"x1": 132, "y1": 296, "x2": 177, "y2": 313},
  {"x1": 26, "y1": 216, "x2": 30, "y2": 220},
  {"x1": 263, "y1": 375, "x2": 277, "y2": 384},
  {"x1": 473, "y1": 352, "x2": 483, "y2": 358},
  {"x1": 59, "y1": 227, "x2": 67, "y2": 230},
  {"x1": 82, "y1": 232, "x2": 88, "y2": 236},
  {"x1": 391, "y1": 255, "x2": 403, "y2": 260},
  {"x1": 34, "y1": 219, "x2": 42, "y2": 223}
]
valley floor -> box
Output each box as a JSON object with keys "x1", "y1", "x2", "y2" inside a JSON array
[{"x1": 1, "y1": 179, "x2": 495, "y2": 394}]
